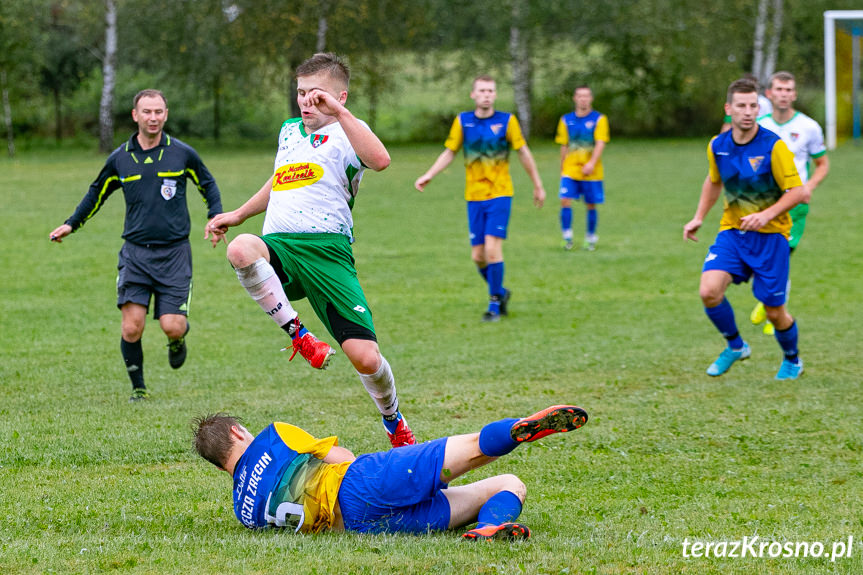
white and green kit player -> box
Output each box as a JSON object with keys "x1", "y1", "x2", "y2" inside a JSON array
[
  {"x1": 207, "y1": 53, "x2": 416, "y2": 449},
  {"x1": 751, "y1": 71, "x2": 829, "y2": 335}
]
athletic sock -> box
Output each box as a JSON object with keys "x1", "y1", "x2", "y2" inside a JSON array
[
  {"x1": 381, "y1": 411, "x2": 404, "y2": 434},
  {"x1": 357, "y1": 356, "x2": 399, "y2": 417},
  {"x1": 486, "y1": 262, "x2": 504, "y2": 298},
  {"x1": 283, "y1": 319, "x2": 309, "y2": 338},
  {"x1": 477, "y1": 265, "x2": 489, "y2": 284},
  {"x1": 235, "y1": 258, "x2": 298, "y2": 327},
  {"x1": 774, "y1": 320, "x2": 800, "y2": 363},
  {"x1": 586, "y1": 208, "x2": 598, "y2": 236},
  {"x1": 560, "y1": 207, "x2": 573, "y2": 238},
  {"x1": 478, "y1": 417, "x2": 520, "y2": 457},
  {"x1": 476, "y1": 490, "x2": 523, "y2": 528},
  {"x1": 120, "y1": 338, "x2": 145, "y2": 390},
  {"x1": 705, "y1": 298, "x2": 744, "y2": 349}
]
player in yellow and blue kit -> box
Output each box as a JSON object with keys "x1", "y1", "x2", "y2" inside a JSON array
[
  {"x1": 193, "y1": 404, "x2": 588, "y2": 539},
  {"x1": 556, "y1": 85, "x2": 609, "y2": 251},
  {"x1": 415, "y1": 75, "x2": 546, "y2": 322},
  {"x1": 684, "y1": 79, "x2": 810, "y2": 380}
]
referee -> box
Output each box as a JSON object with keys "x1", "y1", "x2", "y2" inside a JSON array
[{"x1": 50, "y1": 89, "x2": 223, "y2": 401}]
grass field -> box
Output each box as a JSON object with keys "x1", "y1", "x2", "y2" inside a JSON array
[{"x1": 1, "y1": 139, "x2": 861, "y2": 574}]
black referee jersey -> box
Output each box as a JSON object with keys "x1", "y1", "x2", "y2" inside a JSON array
[{"x1": 66, "y1": 132, "x2": 222, "y2": 245}]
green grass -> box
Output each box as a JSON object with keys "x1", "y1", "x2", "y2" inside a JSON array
[{"x1": 1, "y1": 140, "x2": 861, "y2": 574}]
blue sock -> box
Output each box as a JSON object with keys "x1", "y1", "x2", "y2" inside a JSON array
[
  {"x1": 587, "y1": 208, "x2": 598, "y2": 235},
  {"x1": 382, "y1": 411, "x2": 403, "y2": 434},
  {"x1": 477, "y1": 265, "x2": 489, "y2": 284},
  {"x1": 487, "y1": 262, "x2": 504, "y2": 298},
  {"x1": 560, "y1": 207, "x2": 572, "y2": 234},
  {"x1": 478, "y1": 417, "x2": 520, "y2": 456},
  {"x1": 704, "y1": 298, "x2": 744, "y2": 349},
  {"x1": 774, "y1": 321, "x2": 799, "y2": 363},
  {"x1": 476, "y1": 490, "x2": 523, "y2": 528}
]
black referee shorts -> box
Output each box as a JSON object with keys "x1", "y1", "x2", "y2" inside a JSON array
[{"x1": 116, "y1": 240, "x2": 192, "y2": 318}]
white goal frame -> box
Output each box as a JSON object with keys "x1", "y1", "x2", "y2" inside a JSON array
[{"x1": 824, "y1": 10, "x2": 863, "y2": 149}]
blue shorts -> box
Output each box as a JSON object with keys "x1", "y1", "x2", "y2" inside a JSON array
[
  {"x1": 337, "y1": 438, "x2": 451, "y2": 534},
  {"x1": 467, "y1": 196, "x2": 511, "y2": 246},
  {"x1": 702, "y1": 229, "x2": 790, "y2": 307},
  {"x1": 559, "y1": 177, "x2": 604, "y2": 204}
]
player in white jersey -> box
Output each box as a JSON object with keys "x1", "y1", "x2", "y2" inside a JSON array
[
  {"x1": 751, "y1": 71, "x2": 829, "y2": 334},
  {"x1": 206, "y1": 53, "x2": 416, "y2": 448}
]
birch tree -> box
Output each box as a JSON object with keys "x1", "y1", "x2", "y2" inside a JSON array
[
  {"x1": 98, "y1": 0, "x2": 117, "y2": 153},
  {"x1": 509, "y1": 0, "x2": 532, "y2": 138},
  {"x1": 752, "y1": 0, "x2": 784, "y2": 87}
]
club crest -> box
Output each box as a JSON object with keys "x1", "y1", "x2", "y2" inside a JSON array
[
  {"x1": 790, "y1": 132, "x2": 800, "y2": 141},
  {"x1": 490, "y1": 123, "x2": 504, "y2": 135},
  {"x1": 311, "y1": 134, "x2": 329, "y2": 148},
  {"x1": 747, "y1": 156, "x2": 764, "y2": 172},
  {"x1": 160, "y1": 179, "x2": 177, "y2": 200}
]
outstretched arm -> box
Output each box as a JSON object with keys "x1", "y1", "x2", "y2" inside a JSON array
[
  {"x1": 414, "y1": 148, "x2": 456, "y2": 192},
  {"x1": 517, "y1": 145, "x2": 546, "y2": 208},
  {"x1": 205, "y1": 176, "x2": 273, "y2": 243}
]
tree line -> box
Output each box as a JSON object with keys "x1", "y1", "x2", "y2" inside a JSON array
[{"x1": 0, "y1": 0, "x2": 854, "y2": 156}]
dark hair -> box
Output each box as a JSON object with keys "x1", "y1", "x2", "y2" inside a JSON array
[
  {"x1": 133, "y1": 89, "x2": 167, "y2": 109},
  {"x1": 726, "y1": 78, "x2": 758, "y2": 104},
  {"x1": 472, "y1": 74, "x2": 495, "y2": 88},
  {"x1": 768, "y1": 71, "x2": 795, "y2": 89},
  {"x1": 192, "y1": 413, "x2": 243, "y2": 469},
  {"x1": 295, "y1": 53, "x2": 350, "y2": 89}
]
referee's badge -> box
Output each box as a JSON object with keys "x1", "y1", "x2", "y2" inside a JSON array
[{"x1": 161, "y1": 179, "x2": 177, "y2": 200}]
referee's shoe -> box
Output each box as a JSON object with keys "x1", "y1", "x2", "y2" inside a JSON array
[{"x1": 168, "y1": 322, "x2": 190, "y2": 369}]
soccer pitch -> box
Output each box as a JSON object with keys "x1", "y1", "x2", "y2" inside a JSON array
[{"x1": 1, "y1": 140, "x2": 861, "y2": 574}]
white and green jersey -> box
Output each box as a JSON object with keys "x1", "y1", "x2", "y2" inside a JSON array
[
  {"x1": 262, "y1": 118, "x2": 366, "y2": 239},
  {"x1": 758, "y1": 112, "x2": 826, "y2": 184}
]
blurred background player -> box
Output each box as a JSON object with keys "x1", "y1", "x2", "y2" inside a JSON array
[
  {"x1": 556, "y1": 85, "x2": 609, "y2": 251},
  {"x1": 206, "y1": 54, "x2": 414, "y2": 448},
  {"x1": 683, "y1": 78, "x2": 809, "y2": 380},
  {"x1": 750, "y1": 71, "x2": 829, "y2": 335},
  {"x1": 414, "y1": 75, "x2": 545, "y2": 322},
  {"x1": 49, "y1": 89, "x2": 223, "y2": 402},
  {"x1": 192, "y1": 404, "x2": 587, "y2": 539}
]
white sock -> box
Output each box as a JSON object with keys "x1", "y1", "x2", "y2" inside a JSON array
[
  {"x1": 562, "y1": 229, "x2": 573, "y2": 241},
  {"x1": 235, "y1": 258, "x2": 298, "y2": 328},
  {"x1": 358, "y1": 356, "x2": 399, "y2": 417}
]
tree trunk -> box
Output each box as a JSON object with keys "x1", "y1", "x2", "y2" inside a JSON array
[
  {"x1": 763, "y1": 0, "x2": 784, "y2": 82},
  {"x1": 752, "y1": 0, "x2": 768, "y2": 85},
  {"x1": 316, "y1": 0, "x2": 328, "y2": 52},
  {"x1": 99, "y1": 0, "x2": 117, "y2": 153},
  {"x1": 1, "y1": 69, "x2": 14, "y2": 158},
  {"x1": 509, "y1": 0, "x2": 532, "y2": 139}
]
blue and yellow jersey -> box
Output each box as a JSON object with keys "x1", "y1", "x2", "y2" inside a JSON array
[
  {"x1": 708, "y1": 127, "x2": 802, "y2": 238},
  {"x1": 232, "y1": 423, "x2": 350, "y2": 533},
  {"x1": 444, "y1": 111, "x2": 526, "y2": 201},
  {"x1": 555, "y1": 111, "x2": 609, "y2": 181}
]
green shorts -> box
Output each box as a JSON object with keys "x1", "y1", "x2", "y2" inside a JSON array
[
  {"x1": 788, "y1": 203, "x2": 809, "y2": 250},
  {"x1": 261, "y1": 233, "x2": 376, "y2": 342}
]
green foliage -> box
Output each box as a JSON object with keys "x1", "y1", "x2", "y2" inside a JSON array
[
  {"x1": 2, "y1": 0, "x2": 850, "y2": 144},
  {"x1": 1, "y1": 140, "x2": 862, "y2": 573}
]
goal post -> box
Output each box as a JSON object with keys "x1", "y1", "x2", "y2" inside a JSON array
[{"x1": 824, "y1": 10, "x2": 863, "y2": 149}]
